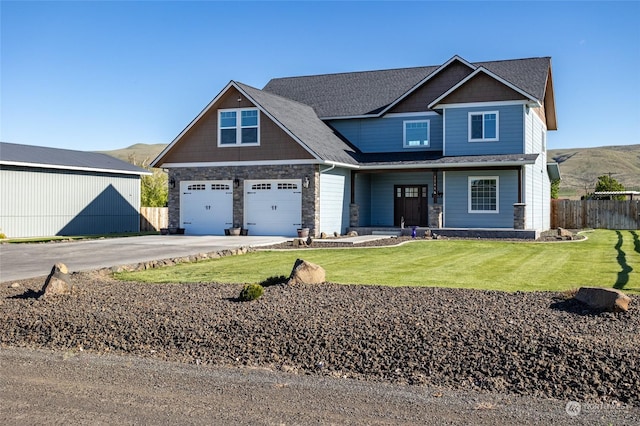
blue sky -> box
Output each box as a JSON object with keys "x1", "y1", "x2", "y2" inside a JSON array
[{"x1": 1, "y1": 1, "x2": 639, "y2": 152}]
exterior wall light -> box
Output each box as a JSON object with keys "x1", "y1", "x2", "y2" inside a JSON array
[
  {"x1": 303, "y1": 176, "x2": 310, "y2": 188},
  {"x1": 169, "y1": 177, "x2": 176, "y2": 189}
]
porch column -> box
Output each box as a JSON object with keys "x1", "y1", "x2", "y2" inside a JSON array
[
  {"x1": 432, "y1": 170, "x2": 441, "y2": 204},
  {"x1": 429, "y1": 205, "x2": 442, "y2": 228},
  {"x1": 350, "y1": 203, "x2": 359, "y2": 227},
  {"x1": 513, "y1": 203, "x2": 526, "y2": 229}
]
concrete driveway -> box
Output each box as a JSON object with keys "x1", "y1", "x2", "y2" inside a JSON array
[{"x1": 0, "y1": 235, "x2": 288, "y2": 283}]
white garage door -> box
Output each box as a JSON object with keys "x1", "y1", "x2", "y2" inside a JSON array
[
  {"x1": 244, "y1": 179, "x2": 301, "y2": 236},
  {"x1": 180, "y1": 180, "x2": 233, "y2": 235}
]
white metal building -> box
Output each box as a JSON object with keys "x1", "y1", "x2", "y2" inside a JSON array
[{"x1": 0, "y1": 142, "x2": 150, "y2": 238}]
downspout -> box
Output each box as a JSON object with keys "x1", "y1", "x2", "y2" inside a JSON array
[
  {"x1": 320, "y1": 164, "x2": 336, "y2": 174},
  {"x1": 319, "y1": 163, "x2": 338, "y2": 197}
]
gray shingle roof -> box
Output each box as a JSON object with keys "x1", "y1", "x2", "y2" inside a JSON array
[
  {"x1": 263, "y1": 66, "x2": 438, "y2": 118},
  {"x1": 263, "y1": 57, "x2": 551, "y2": 118},
  {"x1": 235, "y1": 82, "x2": 359, "y2": 165},
  {"x1": 0, "y1": 142, "x2": 150, "y2": 175},
  {"x1": 477, "y1": 57, "x2": 550, "y2": 100}
]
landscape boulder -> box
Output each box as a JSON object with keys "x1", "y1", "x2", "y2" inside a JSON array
[
  {"x1": 287, "y1": 258, "x2": 326, "y2": 285},
  {"x1": 574, "y1": 287, "x2": 631, "y2": 312},
  {"x1": 292, "y1": 238, "x2": 307, "y2": 247},
  {"x1": 557, "y1": 227, "x2": 573, "y2": 239},
  {"x1": 42, "y1": 263, "x2": 74, "y2": 297}
]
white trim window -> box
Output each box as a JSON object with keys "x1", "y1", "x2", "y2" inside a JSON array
[
  {"x1": 468, "y1": 176, "x2": 499, "y2": 213},
  {"x1": 468, "y1": 111, "x2": 498, "y2": 142},
  {"x1": 403, "y1": 120, "x2": 430, "y2": 148},
  {"x1": 218, "y1": 108, "x2": 259, "y2": 146}
]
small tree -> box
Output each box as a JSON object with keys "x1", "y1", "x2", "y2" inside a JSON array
[
  {"x1": 594, "y1": 175, "x2": 625, "y2": 200},
  {"x1": 141, "y1": 168, "x2": 168, "y2": 207},
  {"x1": 128, "y1": 154, "x2": 168, "y2": 207},
  {"x1": 550, "y1": 179, "x2": 560, "y2": 199}
]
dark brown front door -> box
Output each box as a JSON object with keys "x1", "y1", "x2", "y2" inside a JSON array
[{"x1": 394, "y1": 185, "x2": 428, "y2": 227}]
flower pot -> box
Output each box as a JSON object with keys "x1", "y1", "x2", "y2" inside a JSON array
[
  {"x1": 228, "y1": 227, "x2": 241, "y2": 236},
  {"x1": 297, "y1": 228, "x2": 310, "y2": 238}
]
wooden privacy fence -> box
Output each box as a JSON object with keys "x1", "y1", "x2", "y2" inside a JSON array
[
  {"x1": 551, "y1": 200, "x2": 640, "y2": 230},
  {"x1": 140, "y1": 207, "x2": 168, "y2": 232}
]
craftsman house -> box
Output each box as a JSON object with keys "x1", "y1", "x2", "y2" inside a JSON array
[{"x1": 152, "y1": 55, "x2": 560, "y2": 238}]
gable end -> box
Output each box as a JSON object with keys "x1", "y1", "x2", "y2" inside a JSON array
[
  {"x1": 388, "y1": 59, "x2": 475, "y2": 114},
  {"x1": 434, "y1": 72, "x2": 529, "y2": 105},
  {"x1": 153, "y1": 85, "x2": 315, "y2": 166}
]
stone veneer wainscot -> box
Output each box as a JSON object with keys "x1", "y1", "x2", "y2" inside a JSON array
[{"x1": 168, "y1": 164, "x2": 319, "y2": 236}]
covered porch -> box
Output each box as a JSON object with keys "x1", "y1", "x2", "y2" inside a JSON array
[{"x1": 345, "y1": 153, "x2": 539, "y2": 233}]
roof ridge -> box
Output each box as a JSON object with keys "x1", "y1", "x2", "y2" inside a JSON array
[
  {"x1": 235, "y1": 80, "x2": 320, "y2": 111},
  {"x1": 266, "y1": 64, "x2": 437, "y2": 82},
  {"x1": 266, "y1": 57, "x2": 549, "y2": 83},
  {"x1": 473, "y1": 56, "x2": 551, "y2": 65}
]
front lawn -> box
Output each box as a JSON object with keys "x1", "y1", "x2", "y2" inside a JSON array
[{"x1": 115, "y1": 230, "x2": 640, "y2": 293}]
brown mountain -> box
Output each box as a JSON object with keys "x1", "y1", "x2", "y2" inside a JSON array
[
  {"x1": 97, "y1": 143, "x2": 167, "y2": 167},
  {"x1": 549, "y1": 144, "x2": 640, "y2": 198}
]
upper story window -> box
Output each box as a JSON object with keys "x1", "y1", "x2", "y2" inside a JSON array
[
  {"x1": 468, "y1": 176, "x2": 499, "y2": 213},
  {"x1": 403, "y1": 120, "x2": 430, "y2": 148},
  {"x1": 468, "y1": 111, "x2": 498, "y2": 142},
  {"x1": 218, "y1": 108, "x2": 259, "y2": 146}
]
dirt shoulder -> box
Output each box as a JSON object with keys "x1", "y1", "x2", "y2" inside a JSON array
[{"x1": 2, "y1": 347, "x2": 636, "y2": 425}]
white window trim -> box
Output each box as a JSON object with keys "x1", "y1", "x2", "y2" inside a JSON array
[
  {"x1": 468, "y1": 111, "x2": 499, "y2": 142},
  {"x1": 403, "y1": 119, "x2": 430, "y2": 148},
  {"x1": 217, "y1": 108, "x2": 260, "y2": 147},
  {"x1": 468, "y1": 176, "x2": 499, "y2": 214}
]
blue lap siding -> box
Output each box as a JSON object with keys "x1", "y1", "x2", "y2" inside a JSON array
[
  {"x1": 444, "y1": 104, "x2": 524, "y2": 156},
  {"x1": 330, "y1": 114, "x2": 443, "y2": 153},
  {"x1": 443, "y1": 169, "x2": 519, "y2": 228},
  {"x1": 319, "y1": 167, "x2": 351, "y2": 234}
]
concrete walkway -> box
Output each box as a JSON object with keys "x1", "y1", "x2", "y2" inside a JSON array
[
  {"x1": 312, "y1": 235, "x2": 397, "y2": 244},
  {"x1": 0, "y1": 235, "x2": 288, "y2": 283}
]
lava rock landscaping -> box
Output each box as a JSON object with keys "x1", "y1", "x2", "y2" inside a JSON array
[{"x1": 1, "y1": 275, "x2": 638, "y2": 407}]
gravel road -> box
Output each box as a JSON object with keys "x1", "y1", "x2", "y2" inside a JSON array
[
  {"x1": 3, "y1": 347, "x2": 636, "y2": 425},
  {"x1": 1, "y1": 272, "x2": 638, "y2": 424}
]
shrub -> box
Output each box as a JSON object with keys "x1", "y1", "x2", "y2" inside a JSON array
[{"x1": 239, "y1": 283, "x2": 264, "y2": 301}]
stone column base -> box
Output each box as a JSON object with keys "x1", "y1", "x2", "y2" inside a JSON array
[
  {"x1": 429, "y1": 205, "x2": 443, "y2": 228},
  {"x1": 513, "y1": 203, "x2": 526, "y2": 229},
  {"x1": 349, "y1": 203, "x2": 359, "y2": 227}
]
